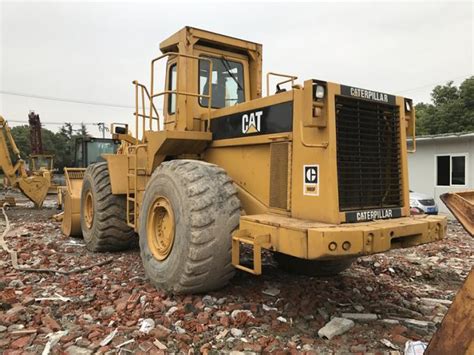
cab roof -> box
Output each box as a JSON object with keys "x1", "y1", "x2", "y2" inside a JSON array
[{"x1": 159, "y1": 26, "x2": 261, "y2": 56}]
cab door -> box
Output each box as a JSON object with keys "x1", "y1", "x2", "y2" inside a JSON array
[{"x1": 163, "y1": 59, "x2": 178, "y2": 130}]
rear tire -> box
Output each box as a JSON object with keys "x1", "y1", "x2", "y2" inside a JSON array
[
  {"x1": 80, "y1": 163, "x2": 137, "y2": 251},
  {"x1": 139, "y1": 160, "x2": 240, "y2": 294},
  {"x1": 274, "y1": 253, "x2": 354, "y2": 276}
]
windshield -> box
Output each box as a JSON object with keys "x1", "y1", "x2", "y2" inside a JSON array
[
  {"x1": 199, "y1": 56, "x2": 245, "y2": 108},
  {"x1": 86, "y1": 141, "x2": 117, "y2": 165},
  {"x1": 31, "y1": 156, "x2": 52, "y2": 170}
]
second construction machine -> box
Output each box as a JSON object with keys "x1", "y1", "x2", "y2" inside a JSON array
[
  {"x1": 0, "y1": 116, "x2": 50, "y2": 207},
  {"x1": 66, "y1": 27, "x2": 447, "y2": 294}
]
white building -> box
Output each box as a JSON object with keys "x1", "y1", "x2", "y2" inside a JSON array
[{"x1": 408, "y1": 132, "x2": 474, "y2": 216}]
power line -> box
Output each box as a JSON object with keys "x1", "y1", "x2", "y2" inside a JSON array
[
  {"x1": 0, "y1": 90, "x2": 136, "y2": 109},
  {"x1": 0, "y1": 90, "x2": 164, "y2": 112},
  {"x1": 8, "y1": 120, "x2": 97, "y2": 126},
  {"x1": 395, "y1": 75, "x2": 471, "y2": 94}
]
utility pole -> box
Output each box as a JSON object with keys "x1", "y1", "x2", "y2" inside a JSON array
[
  {"x1": 95, "y1": 122, "x2": 108, "y2": 138},
  {"x1": 28, "y1": 111, "x2": 43, "y2": 154}
]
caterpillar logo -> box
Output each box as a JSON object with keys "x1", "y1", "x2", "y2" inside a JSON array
[
  {"x1": 340, "y1": 85, "x2": 396, "y2": 105},
  {"x1": 303, "y1": 164, "x2": 319, "y2": 196},
  {"x1": 242, "y1": 111, "x2": 263, "y2": 134},
  {"x1": 345, "y1": 208, "x2": 402, "y2": 223}
]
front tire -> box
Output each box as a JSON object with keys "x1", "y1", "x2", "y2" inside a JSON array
[
  {"x1": 139, "y1": 160, "x2": 240, "y2": 294},
  {"x1": 80, "y1": 163, "x2": 137, "y2": 251}
]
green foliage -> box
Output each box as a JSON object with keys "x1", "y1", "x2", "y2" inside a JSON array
[
  {"x1": 416, "y1": 76, "x2": 474, "y2": 135},
  {"x1": 10, "y1": 122, "x2": 90, "y2": 172}
]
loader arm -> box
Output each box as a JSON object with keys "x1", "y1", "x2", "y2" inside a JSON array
[
  {"x1": 440, "y1": 191, "x2": 474, "y2": 236},
  {"x1": 425, "y1": 191, "x2": 474, "y2": 354},
  {"x1": 0, "y1": 116, "x2": 50, "y2": 207}
]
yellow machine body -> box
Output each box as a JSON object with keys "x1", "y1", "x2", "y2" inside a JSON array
[
  {"x1": 60, "y1": 168, "x2": 85, "y2": 237},
  {"x1": 0, "y1": 116, "x2": 50, "y2": 207},
  {"x1": 99, "y1": 27, "x2": 447, "y2": 275}
]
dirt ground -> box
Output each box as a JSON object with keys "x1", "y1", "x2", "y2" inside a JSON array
[{"x1": 0, "y1": 193, "x2": 472, "y2": 354}]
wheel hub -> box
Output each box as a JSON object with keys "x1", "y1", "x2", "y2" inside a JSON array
[
  {"x1": 84, "y1": 190, "x2": 94, "y2": 229},
  {"x1": 147, "y1": 196, "x2": 175, "y2": 260}
]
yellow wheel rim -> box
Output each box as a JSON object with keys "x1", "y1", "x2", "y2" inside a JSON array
[
  {"x1": 84, "y1": 191, "x2": 94, "y2": 229},
  {"x1": 147, "y1": 196, "x2": 175, "y2": 260}
]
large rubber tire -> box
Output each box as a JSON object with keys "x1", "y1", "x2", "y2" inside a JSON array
[
  {"x1": 80, "y1": 163, "x2": 137, "y2": 251},
  {"x1": 139, "y1": 160, "x2": 241, "y2": 294},
  {"x1": 274, "y1": 253, "x2": 354, "y2": 277}
]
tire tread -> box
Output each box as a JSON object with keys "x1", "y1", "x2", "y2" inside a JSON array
[{"x1": 81, "y1": 162, "x2": 137, "y2": 252}]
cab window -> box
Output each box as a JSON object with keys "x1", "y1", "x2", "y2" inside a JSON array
[
  {"x1": 168, "y1": 64, "x2": 177, "y2": 114},
  {"x1": 199, "y1": 56, "x2": 244, "y2": 108}
]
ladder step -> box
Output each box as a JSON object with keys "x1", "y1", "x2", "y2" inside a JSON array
[
  {"x1": 231, "y1": 231, "x2": 271, "y2": 276},
  {"x1": 233, "y1": 234, "x2": 270, "y2": 246},
  {"x1": 127, "y1": 170, "x2": 146, "y2": 177}
]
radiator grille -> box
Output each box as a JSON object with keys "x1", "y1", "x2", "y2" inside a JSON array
[
  {"x1": 269, "y1": 142, "x2": 290, "y2": 210},
  {"x1": 335, "y1": 96, "x2": 402, "y2": 211}
]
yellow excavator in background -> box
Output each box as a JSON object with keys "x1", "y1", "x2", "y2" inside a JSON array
[
  {"x1": 27, "y1": 111, "x2": 58, "y2": 193},
  {"x1": 0, "y1": 115, "x2": 50, "y2": 207}
]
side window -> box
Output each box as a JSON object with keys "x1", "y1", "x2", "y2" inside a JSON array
[
  {"x1": 168, "y1": 64, "x2": 177, "y2": 115},
  {"x1": 199, "y1": 56, "x2": 244, "y2": 108},
  {"x1": 451, "y1": 156, "x2": 466, "y2": 185},
  {"x1": 436, "y1": 156, "x2": 450, "y2": 186},
  {"x1": 436, "y1": 154, "x2": 467, "y2": 186},
  {"x1": 76, "y1": 142, "x2": 83, "y2": 167}
]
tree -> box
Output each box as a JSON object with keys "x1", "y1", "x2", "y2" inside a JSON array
[
  {"x1": 9, "y1": 122, "x2": 91, "y2": 172},
  {"x1": 59, "y1": 122, "x2": 73, "y2": 139},
  {"x1": 416, "y1": 76, "x2": 474, "y2": 135},
  {"x1": 10, "y1": 125, "x2": 31, "y2": 159},
  {"x1": 78, "y1": 123, "x2": 89, "y2": 137}
]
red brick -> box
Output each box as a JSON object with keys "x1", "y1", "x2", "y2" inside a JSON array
[
  {"x1": 41, "y1": 315, "x2": 61, "y2": 331},
  {"x1": 10, "y1": 335, "x2": 34, "y2": 349}
]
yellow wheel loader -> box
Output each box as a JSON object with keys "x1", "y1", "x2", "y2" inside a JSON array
[
  {"x1": 66, "y1": 27, "x2": 447, "y2": 294},
  {"x1": 57, "y1": 136, "x2": 121, "y2": 236},
  {"x1": 0, "y1": 116, "x2": 50, "y2": 207}
]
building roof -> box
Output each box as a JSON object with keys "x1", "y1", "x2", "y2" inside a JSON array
[{"x1": 415, "y1": 131, "x2": 474, "y2": 142}]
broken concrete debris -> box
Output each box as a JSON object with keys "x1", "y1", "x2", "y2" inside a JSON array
[
  {"x1": 0, "y1": 198, "x2": 471, "y2": 353},
  {"x1": 138, "y1": 318, "x2": 155, "y2": 334},
  {"x1": 340, "y1": 313, "x2": 378, "y2": 322},
  {"x1": 262, "y1": 287, "x2": 281, "y2": 297},
  {"x1": 318, "y1": 317, "x2": 355, "y2": 339}
]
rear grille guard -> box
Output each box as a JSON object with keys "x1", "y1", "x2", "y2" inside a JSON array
[{"x1": 335, "y1": 96, "x2": 402, "y2": 211}]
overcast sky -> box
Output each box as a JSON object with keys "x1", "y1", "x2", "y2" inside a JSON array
[{"x1": 1, "y1": 1, "x2": 472, "y2": 136}]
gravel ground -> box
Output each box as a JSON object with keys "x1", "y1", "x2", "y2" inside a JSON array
[{"x1": 0, "y1": 193, "x2": 472, "y2": 354}]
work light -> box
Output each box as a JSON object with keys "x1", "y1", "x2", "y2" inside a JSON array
[{"x1": 315, "y1": 85, "x2": 325, "y2": 99}]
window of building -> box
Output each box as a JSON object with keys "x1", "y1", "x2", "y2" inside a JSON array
[
  {"x1": 436, "y1": 154, "x2": 467, "y2": 186},
  {"x1": 198, "y1": 56, "x2": 244, "y2": 108},
  {"x1": 168, "y1": 64, "x2": 177, "y2": 115}
]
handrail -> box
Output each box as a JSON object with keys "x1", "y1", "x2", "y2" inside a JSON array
[
  {"x1": 131, "y1": 52, "x2": 214, "y2": 143},
  {"x1": 150, "y1": 52, "x2": 213, "y2": 132},
  {"x1": 266, "y1": 72, "x2": 298, "y2": 96},
  {"x1": 132, "y1": 80, "x2": 161, "y2": 144}
]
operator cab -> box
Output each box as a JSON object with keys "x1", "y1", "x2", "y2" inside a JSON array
[{"x1": 158, "y1": 27, "x2": 262, "y2": 132}]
